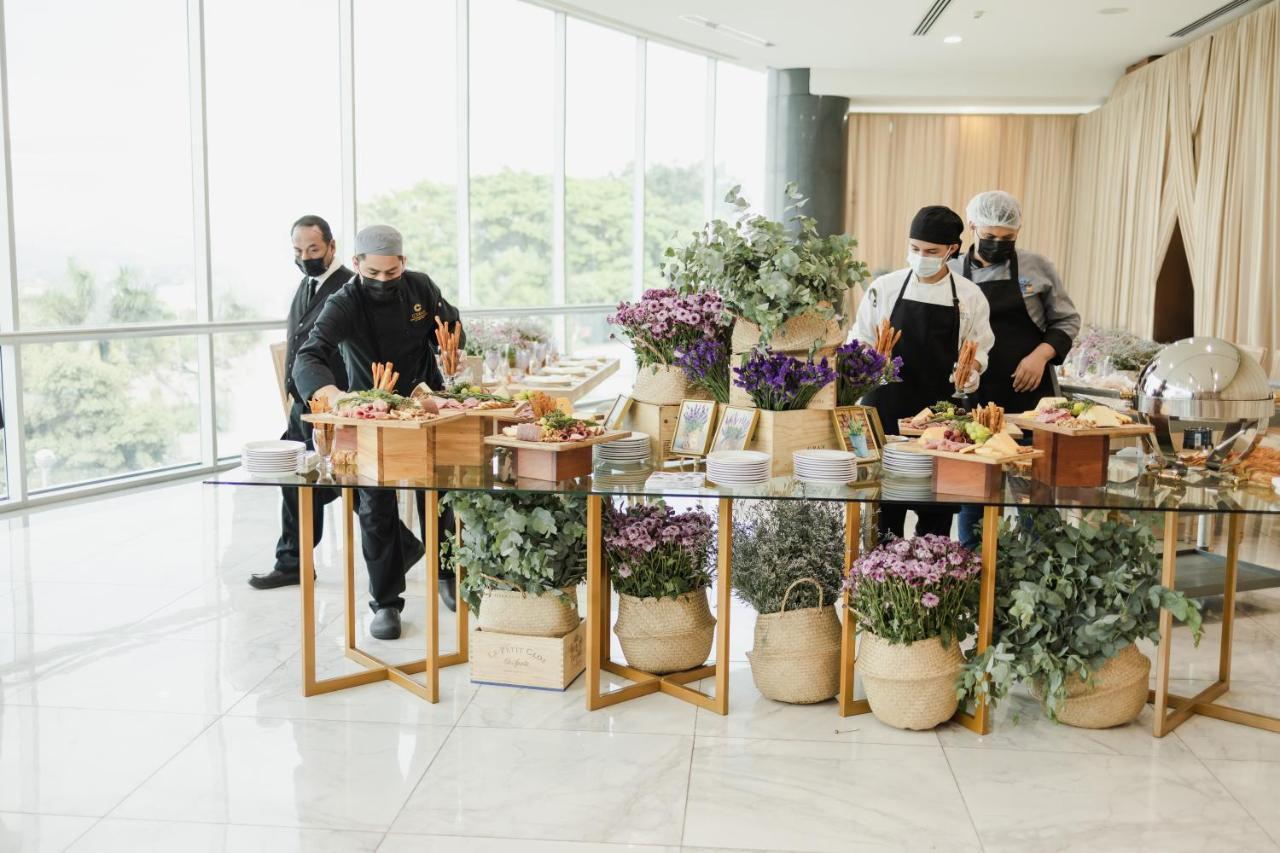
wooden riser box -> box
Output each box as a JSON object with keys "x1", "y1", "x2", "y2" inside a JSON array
[
  {"x1": 745, "y1": 409, "x2": 839, "y2": 477},
  {"x1": 355, "y1": 425, "x2": 436, "y2": 481},
  {"x1": 434, "y1": 416, "x2": 487, "y2": 467},
  {"x1": 470, "y1": 620, "x2": 586, "y2": 690},
  {"x1": 622, "y1": 401, "x2": 680, "y2": 463}
]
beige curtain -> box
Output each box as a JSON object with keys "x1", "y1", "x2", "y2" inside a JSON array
[
  {"x1": 844, "y1": 113, "x2": 1077, "y2": 276},
  {"x1": 1063, "y1": 1, "x2": 1279, "y2": 354}
]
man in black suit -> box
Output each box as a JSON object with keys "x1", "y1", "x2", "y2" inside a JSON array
[{"x1": 248, "y1": 215, "x2": 352, "y2": 590}]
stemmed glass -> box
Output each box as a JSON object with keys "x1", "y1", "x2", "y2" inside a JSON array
[
  {"x1": 311, "y1": 424, "x2": 335, "y2": 479},
  {"x1": 484, "y1": 348, "x2": 503, "y2": 382},
  {"x1": 514, "y1": 347, "x2": 531, "y2": 379},
  {"x1": 532, "y1": 341, "x2": 548, "y2": 371}
]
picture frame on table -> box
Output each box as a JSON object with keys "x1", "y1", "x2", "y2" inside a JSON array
[
  {"x1": 832, "y1": 405, "x2": 884, "y2": 462},
  {"x1": 709, "y1": 405, "x2": 760, "y2": 453},
  {"x1": 603, "y1": 394, "x2": 632, "y2": 430},
  {"x1": 670, "y1": 399, "x2": 718, "y2": 457}
]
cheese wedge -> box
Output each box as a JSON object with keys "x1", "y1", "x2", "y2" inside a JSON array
[
  {"x1": 912, "y1": 407, "x2": 933, "y2": 422},
  {"x1": 1035, "y1": 397, "x2": 1068, "y2": 412},
  {"x1": 1080, "y1": 405, "x2": 1122, "y2": 427},
  {"x1": 976, "y1": 432, "x2": 1021, "y2": 457},
  {"x1": 918, "y1": 426, "x2": 947, "y2": 445}
]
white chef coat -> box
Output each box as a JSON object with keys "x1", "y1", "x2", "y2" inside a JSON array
[{"x1": 849, "y1": 267, "x2": 995, "y2": 390}]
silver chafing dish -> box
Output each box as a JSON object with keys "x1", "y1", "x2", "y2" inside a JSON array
[{"x1": 1133, "y1": 336, "x2": 1273, "y2": 476}]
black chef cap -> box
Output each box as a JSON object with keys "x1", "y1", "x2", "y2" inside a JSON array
[{"x1": 909, "y1": 205, "x2": 964, "y2": 246}]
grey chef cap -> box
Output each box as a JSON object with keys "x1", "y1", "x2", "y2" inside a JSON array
[{"x1": 354, "y1": 224, "x2": 404, "y2": 257}]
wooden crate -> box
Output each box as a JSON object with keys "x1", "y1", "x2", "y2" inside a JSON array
[
  {"x1": 470, "y1": 620, "x2": 586, "y2": 690},
  {"x1": 484, "y1": 432, "x2": 631, "y2": 482},
  {"x1": 305, "y1": 413, "x2": 465, "y2": 481},
  {"x1": 746, "y1": 409, "x2": 839, "y2": 477},
  {"x1": 623, "y1": 401, "x2": 681, "y2": 463},
  {"x1": 434, "y1": 415, "x2": 487, "y2": 467}
]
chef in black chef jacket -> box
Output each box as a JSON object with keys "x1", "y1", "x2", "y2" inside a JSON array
[
  {"x1": 949, "y1": 190, "x2": 1080, "y2": 549},
  {"x1": 249, "y1": 215, "x2": 352, "y2": 592},
  {"x1": 851, "y1": 206, "x2": 994, "y2": 542},
  {"x1": 294, "y1": 224, "x2": 464, "y2": 641}
]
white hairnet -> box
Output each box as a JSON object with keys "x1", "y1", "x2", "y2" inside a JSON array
[{"x1": 966, "y1": 190, "x2": 1022, "y2": 229}]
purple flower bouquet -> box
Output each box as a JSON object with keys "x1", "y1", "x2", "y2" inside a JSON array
[
  {"x1": 835, "y1": 340, "x2": 903, "y2": 406},
  {"x1": 732, "y1": 349, "x2": 837, "y2": 411},
  {"x1": 675, "y1": 339, "x2": 731, "y2": 403},
  {"x1": 604, "y1": 503, "x2": 716, "y2": 599},
  {"x1": 607, "y1": 288, "x2": 730, "y2": 369},
  {"x1": 844, "y1": 534, "x2": 981, "y2": 645}
]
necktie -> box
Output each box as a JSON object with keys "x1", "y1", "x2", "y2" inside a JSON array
[{"x1": 305, "y1": 278, "x2": 317, "y2": 309}]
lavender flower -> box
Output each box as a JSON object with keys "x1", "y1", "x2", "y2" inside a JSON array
[
  {"x1": 835, "y1": 340, "x2": 903, "y2": 405},
  {"x1": 675, "y1": 339, "x2": 731, "y2": 403},
  {"x1": 732, "y1": 349, "x2": 837, "y2": 411}
]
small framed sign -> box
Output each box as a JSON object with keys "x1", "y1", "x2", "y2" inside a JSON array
[
  {"x1": 670, "y1": 399, "x2": 718, "y2": 457},
  {"x1": 709, "y1": 405, "x2": 760, "y2": 453},
  {"x1": 832, "y1": 405, "x2": 883, "y2": 462},
  {"x1": 603, "y1": 394, "x2": 632, "y2": 430}
]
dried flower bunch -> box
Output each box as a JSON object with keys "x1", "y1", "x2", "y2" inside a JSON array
[
  {"x1": 675, "y1": 338, "x2": 731, "y2": 403},
  {"x1": 733, "y1": 350, "x2": 836, "y2": 411},
  {"x1": 731, "y1": 500, "x2": 846, "y2": 613},
  {"x1": 834, "y1": 339, "x2": 903, "y2": 405}
]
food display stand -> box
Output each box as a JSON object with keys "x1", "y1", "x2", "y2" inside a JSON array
[{"x1": 1012, "y1": 417, "x2": 1153, "y2": 488}]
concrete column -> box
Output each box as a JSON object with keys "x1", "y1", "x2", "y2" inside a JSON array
[{"x1": 765, "y1": 68, "x2": 849, "y2": 235}]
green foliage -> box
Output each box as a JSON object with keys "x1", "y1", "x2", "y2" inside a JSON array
[
  {"x1": 958, "y1": 511, "x2": 1204, "y2": 722},
  {"x1": 443, "y1": 491, "x2": 587, "y2": 614},
  {"x1": 731, "y1": 500, "x2": 846, "y2": 613},
  {"x1": 663, "y1": 184, "x2": 870, "y2": 350}
]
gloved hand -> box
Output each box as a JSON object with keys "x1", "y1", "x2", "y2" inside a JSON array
[{"x1": 949, "y1": 366, "x2": 981, "y2": 395}]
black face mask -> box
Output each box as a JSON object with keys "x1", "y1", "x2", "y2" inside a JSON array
[
  {"x1": 295, "y1": 256, "x2": 329, "y2": 277},
  {"x1": 978, "y1": 237, "x2": 1016, "y2": 263},
  {"x1": 362, "y1": 274, "x2": 402, "y2": 303}
]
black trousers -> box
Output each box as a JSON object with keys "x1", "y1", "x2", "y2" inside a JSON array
[
  {"x1": 355, "y1": 489, "x2": 455, "y2": 613},
  {"x1": 274, "y1": 403, "x2": 339, "y2": 574},
  {"x1": 877, "y1": 505, "x2": 956, "y2": 541}
]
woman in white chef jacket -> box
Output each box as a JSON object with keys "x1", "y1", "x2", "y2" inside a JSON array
[{"x1": 852, "y1": 205, "x2": 995, "y2": 541}]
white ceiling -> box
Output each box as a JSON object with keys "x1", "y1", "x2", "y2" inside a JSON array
[{"x1": 549, "y1": 0, "x2": 1271, "y2": 111}]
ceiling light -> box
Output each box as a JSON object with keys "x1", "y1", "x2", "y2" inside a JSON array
[
  {"x1": 943, "y1": 34, "x2": 963, "y2": 44},
  {"x1": 1098, "y1": 7, "x2": 1129, "y2": 14},
  {"x1": 678, "y1": 15, "x2": 775, "y2": 48}
]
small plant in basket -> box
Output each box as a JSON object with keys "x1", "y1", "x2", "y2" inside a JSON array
[
  {"x1": 733, "y1": 349, "x2": 836, "y2": 411},
  {"x1": 675, "y1": 338, "x2": 731, "y2": 403},
  {"x1": 604, "y1": 502, "x2": 718, "y2": 674},
  {"x1": 845, "y1": 535, "x2": 982, "y2": 729}
]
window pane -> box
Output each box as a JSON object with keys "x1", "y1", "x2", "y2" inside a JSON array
[
  {"x1": 566, "y1": 20, "x2": 635, "y2": 306},
  {"x1": 714, "y1": 64, "x2": 767, "y2": 218},
  {"x1": 6, "y1": 0, "x2": 195, "y2": 330},
  {"x1": 644, "y1": 44, "x2": 707, "y2": 288},
  {"x1": 469, "y1": 0, "x2": 554, "y2": 307},
  {"x1": 565, "y1": 313, "x2": 633, "y2": 405},
  {"x1": 21, "y1": 338, "x2": 200, "y2": 490},
  {"x1": 206, "y1": 0, "x2": 343, "y2": 321},
  {"x1": 355, "y1": 0, "x2": 458, "y2": 303},
  {"x1": 215, "y1": 331, "x2": 288, "y2": 457}
]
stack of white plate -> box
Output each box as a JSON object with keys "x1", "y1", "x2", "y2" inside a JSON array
[
  {"x1": 242, "y1": 440, "x2": 304, "y2": 476},
  {"x1": 793, "y1": 449, "x2": 858, "y2": 484},
  {"x1": 881, "y1": 440, "x2": 934, "y2": 479},
  {"x1": 593, "y1": 466, "x2": 652, "y2": 489},
  {"x1": 881, "y1": 476, "x2": 934, "y2": 501},
  {"x1": 594, "y1": 432, "x2": 651, "y2": 466},
  {"x1": 706, "y1": 450, "x2": 772, "y2": 486}
]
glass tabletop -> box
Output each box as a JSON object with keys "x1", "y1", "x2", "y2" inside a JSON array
[{"x1": 207, "y1": 450, "x2": 1280, "y2": 515}]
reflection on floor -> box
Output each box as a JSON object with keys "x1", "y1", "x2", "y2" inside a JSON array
[{"x1": 2, "y1": 479, "x2": 1280, "y2": 851}]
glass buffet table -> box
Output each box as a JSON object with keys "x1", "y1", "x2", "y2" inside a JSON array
[{"x1": 207, "y1": 451, "x2": 1280, "y2": 738}]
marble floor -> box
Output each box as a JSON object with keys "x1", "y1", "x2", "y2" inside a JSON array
[{"x1": 2, "y1": 478, "x2": 1280, "y2": 852}]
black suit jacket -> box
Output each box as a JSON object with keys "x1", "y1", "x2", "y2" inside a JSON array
[{"x1": 285, "y1": 265, "x2": 353, "y2": 403}]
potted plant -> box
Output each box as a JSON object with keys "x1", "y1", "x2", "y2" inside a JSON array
[
  {"x1": 442, "y1": 492, "x2": 587, "y2": 638},
  {"x1": 846, "y1": 534, "x2": 982, "y2": 730},
  {"x1": 834, "y1": 339, "x2": 902, "y2": 406},
  {"x1": 960, "y1": 511, "x2": 1203, "y2": 728},
  {"x1": 731, "y1": 349, "x2": 840, "y2": 474},
  {"x1": 732, "y1": 500, "x2": 845, "y2": 703},
  {"x1": 845, "y1": 420, "x2": 869, "y2": 457},
  {"x1": 604, "y1": 502, "x2": 717, "y2": 674},
  {"x1": 607, "y1": 288, "x2": 730, "y2": 405},
  {"x1": 664, "y1": 184, "x2": 869, "y2": 354}
]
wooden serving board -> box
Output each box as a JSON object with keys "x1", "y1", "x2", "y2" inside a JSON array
[
  {"x1": 484, "y1": 430, "x2": 631, "y2": 452},
  {"x1": 485, "y1": 430, "x2": 630, "y2": 481},
  {"x1": 898, "y1": 420, "x2": 1023, "y2": 437},
  {"x1": 895, "y1": 441, "x2": 1042, "y2": 466},
  {"x1": 303, "y1": 410, "x2": 466, "y2": 430},
  {"x1": 1011, "y1": 416, "x2": 1151, "y2": 438}
]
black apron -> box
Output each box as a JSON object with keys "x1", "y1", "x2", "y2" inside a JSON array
[
  {"x1": 964, "y1": 249, "x2": 1055, "y2": 412},
  {"x1": 864, "y1": 271, "x2": 961, "y2": 436}
]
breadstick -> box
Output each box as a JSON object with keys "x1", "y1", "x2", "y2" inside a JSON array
[
  {"x1": 372, "y1": 362, "x2": 382, "y2": 389},
  {"x1": 387, "y1": 370, "x2": 399, "y2": 391}
]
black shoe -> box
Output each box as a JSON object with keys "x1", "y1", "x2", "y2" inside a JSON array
[
  {"x1": 438, "y1": 571, "x2": 457, "y2": 613},
  {"x1": 248, "y1": 570, "x2": 311, "y2": 590},
  {"x1": 371, "y1": 607, "x2": 402, "y2": 640}
]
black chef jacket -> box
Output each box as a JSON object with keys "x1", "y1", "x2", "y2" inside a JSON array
[
  {"x1": 285, "y1": 266, "x2": 353, "y2": 403},
  {"x1": 292, "y1": 269, "x2": 463, "y2": 400}
]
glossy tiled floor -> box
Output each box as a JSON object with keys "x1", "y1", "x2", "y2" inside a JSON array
[{"x1": 3, "y1": 479, "x2": 1280, "y2": 851}]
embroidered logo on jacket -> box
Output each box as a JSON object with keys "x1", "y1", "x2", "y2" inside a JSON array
[{"x1": 410, "y1": 303, "x2": 427, "y2": 322}]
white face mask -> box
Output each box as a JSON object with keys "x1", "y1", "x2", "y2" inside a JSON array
[{"x1": 907, "y1": 251, "x2": 945, "y2": 279}]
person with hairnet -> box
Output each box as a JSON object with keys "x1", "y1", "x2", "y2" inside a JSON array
[
  {"x1": 294, "y1": 224, "x2": 465, "y2": 639},
  {"x1": 950, "y1": 190, "x2": 1081, "y2": 548}
]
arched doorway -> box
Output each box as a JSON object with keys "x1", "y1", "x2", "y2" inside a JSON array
[{"x1": 1153, "y1": 220, "x2": 1195, "y2": 343}]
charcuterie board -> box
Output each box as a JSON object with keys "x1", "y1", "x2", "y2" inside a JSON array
[{"x1": 484, "y1": 431, "x2": 631, "y2": 481}]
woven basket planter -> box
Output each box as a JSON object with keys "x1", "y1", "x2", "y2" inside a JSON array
[
  {"x1": 731, "y1": 309, "x2": 846, "y2": 355},
  {"x1": 1029, "y1": 643, "x2": 1152, "y2": 728},
  {"x1": 478, "y1": 587, "x2": 579, "y2": 638},
  {"x1": 632, "y1": 364, "x2": 689, "y2": 405},
  {"x1": 746, "y1": 579, "x2": 841, "y2": 704},
  {"x1": 858, "y1": 632, "x2": 963, "y2": 730},
  {"x1": 614, "y1": 590, "x2": 715, "y2": 674}
]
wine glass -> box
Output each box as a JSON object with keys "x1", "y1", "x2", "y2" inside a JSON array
[
  {"x1": 484, "y1": 348, "x2": 502, "y2": 382},
  {"x1": 532, "y1": 341, "x2": 547, "y2": 371},
  {"x1": 311, "y1": 424, "x2": 335, "y2": 478},
  {"x1": 515, "y1": 347, "x2": 531, "y2": 379}
]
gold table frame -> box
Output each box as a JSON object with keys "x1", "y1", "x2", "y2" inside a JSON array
[{"x1": 296, "y1": 487, "x2": 468, "y2": 702}]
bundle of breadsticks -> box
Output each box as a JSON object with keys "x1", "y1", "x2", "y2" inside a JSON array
[
  {"x1": 874, "y1": 319, "x2": 902, "y2": 356},
  {"x1": 953, "y1": 340, "x2": 978, "y2": 391},
  {"x1": 371, "y1": 361, "x2": 399, "y2": 392},
  {"x1": 434, "y1": 318, "x2": 462, "y2": 377},
  {"x1": 972, "y1": 402, "x2": 1005, "y2": 433},
  {"x1": 307, "y1": 395, "x2": 332, "y2": 415}
]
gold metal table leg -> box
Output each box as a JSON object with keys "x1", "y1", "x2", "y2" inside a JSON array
[
  {"x1": 1150, "y1": 512, "x2": 1260, "y2": 736},
  {"x1": 952, "y1": 503, "x2": 999, "y2": 734},
  {"x1": 838, "y1": 502, "x2": 870, "y2": 717}
]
